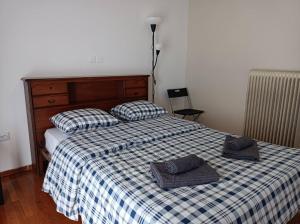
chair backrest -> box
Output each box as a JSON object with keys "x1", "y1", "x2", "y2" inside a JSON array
[
  {"x1": 167, "y1": 88, "x2": 189, "y2": 98},
  {"x1": 167, "y1": 88, "x2": 192, "y2": 114}
]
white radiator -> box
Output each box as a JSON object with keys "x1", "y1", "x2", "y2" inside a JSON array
[{"x1": 244, "y1": 70, "x2": 300, "y2": 147}]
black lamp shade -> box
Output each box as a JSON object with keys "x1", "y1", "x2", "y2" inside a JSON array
[{"x1": 151, "y1": 24, "x2": 156, "y2": 32}]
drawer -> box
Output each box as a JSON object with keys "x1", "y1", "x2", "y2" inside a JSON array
[
  {"x1": 125, "y1": 79, "x2": 147, "y2": 88},
  {"x1": 125, "y1": 88, "x2": 147, "y2": 98},
  {"x1": 33, "y1": 94, "x2": 69, "y2": 108},
  {"x1": 31, "y1": 82, "x2": 68, "y2": 96}
]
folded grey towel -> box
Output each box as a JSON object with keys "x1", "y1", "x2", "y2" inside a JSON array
[
  {"x1": 150, "y1": 161, "x2": 219, "y2": 189},
  {"x1": 222, "y1": 144, "x2": 260, "y2": 161},
  {"x1": 165, "y1": 154, "x2": 204, "y2": 174},
  {"x1": 224, "y1": 135, "x2": 256, "y2": 151}
]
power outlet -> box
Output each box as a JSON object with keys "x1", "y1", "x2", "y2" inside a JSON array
[
  {"x1": 0, "y1": 132, "x2": 10, "y2": 142},
  {"x1": 89, "y1": 56, "x2": 104, "y2": 64}
]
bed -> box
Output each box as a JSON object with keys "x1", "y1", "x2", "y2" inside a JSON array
[
  {"x1": 24, "y1": 76, "x2": 300, "y2": 223},
  {"x1": 43, "y1": 114, "x2": 300, "y2": 224}
]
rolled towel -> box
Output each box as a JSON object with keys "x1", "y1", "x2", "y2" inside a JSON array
[
  {"x1": 165, "y1": 154, "x2": 204, "y2": 174},
  {"x1": 224, "y1": 135, "x2": 256, "y2": 151},
  {"x1": 150, "y1": 161, "x2": 219, "y2": 189}
]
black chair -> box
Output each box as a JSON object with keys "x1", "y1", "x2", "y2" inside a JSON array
[{"x1": 167, "y1": 88, "x2": 204, "y2": 121}]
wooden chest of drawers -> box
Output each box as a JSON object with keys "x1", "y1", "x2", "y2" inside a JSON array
[{"x1": 23, "y1": 75, "x2": 149, "y2": 175}]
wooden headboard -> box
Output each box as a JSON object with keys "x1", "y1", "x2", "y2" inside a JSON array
[{"x1": 22, "y1": 75, "x2": 149, "y2": 174}]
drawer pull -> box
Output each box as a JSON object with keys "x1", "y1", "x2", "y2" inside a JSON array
[
  {"x1": 134, "y1": 92, "x2": 138, "y2": 95},
  {"x1": 48, "y1": 99, "x2": 56, "y2": 104},
  {"x1": 49, "y1": 86, "x2": 53, "y2": 90}
]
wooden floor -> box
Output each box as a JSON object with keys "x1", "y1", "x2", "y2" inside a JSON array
[
  {"x1": 0, "y1": 171, "x2": 299, "y2": 224},
  {"x1": 0, "y1": 171, "x2": 80, "y2": 224}
]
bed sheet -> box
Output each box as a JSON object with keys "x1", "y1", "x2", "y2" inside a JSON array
[{"x1": 79, "y1": 127, "x2": 300, "y2": 224}]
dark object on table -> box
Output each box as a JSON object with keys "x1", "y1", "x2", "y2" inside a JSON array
[
  {"x1": 167, "y1": 88, "x2": 204, "y2": 121},
  {"x1": 0, "y1": 177, "x2": 4, "y2": 205},
  {"x1": 150, "y1": 160, "x2": 219, "y2": 189},
  {"x1": 222, "y1": 135, "x2": 260, "y2": 161},
  {"x1": 165, "y1": 154, "x2": 204, "y2": 174}
]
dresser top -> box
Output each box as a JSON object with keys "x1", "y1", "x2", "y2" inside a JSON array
[{"x1": 21, "y1": 74, "x2": 150, "y2": 81}]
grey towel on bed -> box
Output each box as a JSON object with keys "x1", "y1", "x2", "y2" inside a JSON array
[
  {"x1": 223, "y1": 136, "x2": 260, "y2": 161},
  {"x1": 150, "y1": 161, "x2": 219, "y2": 189},
  {"x1": 224, "y1": 135, "x2": 256, "y2": 151},
  {"x1": 165, "y1": 154, "x2": 204, "y2": 174},
  {"x1": 222, "y1": 145, "x2": 260, "y2": 161}
]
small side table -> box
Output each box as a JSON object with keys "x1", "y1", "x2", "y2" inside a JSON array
[{"x1": 0, "y1": 177, "x2": 4, "y2": 205}]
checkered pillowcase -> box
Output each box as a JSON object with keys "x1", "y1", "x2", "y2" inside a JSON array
[
  {"x1": 111, "y1": 100, "x2": 168, "y2": 121},
  {"x1": 50, "y1": 108, "x2": 119, "y2": 134}
]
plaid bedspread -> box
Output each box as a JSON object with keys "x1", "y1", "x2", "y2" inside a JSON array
[
  {"x1": 79, "y1": 127, "x2": 300, "y2": 224},
  {"x1": 43, "y1": 115, "x2": 202, "y2": 220}
]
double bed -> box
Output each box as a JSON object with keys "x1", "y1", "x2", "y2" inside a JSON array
[
  {"x1": 23, "y1": 76, "x2": 300, "y2": 224},
  {"x1": 43, "y1": 115, "x2": 300, "y2": 224}
]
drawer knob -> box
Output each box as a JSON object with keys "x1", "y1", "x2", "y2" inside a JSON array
[
  {"x1": 48, "y1": 99, "x2": 56, "y2": 104},
  {"x1": 134, "y1": 92, "x2": 138, "y2": 95},
  {"x1": 49, "y1": 86, "x2": 53, "y2": 90}
]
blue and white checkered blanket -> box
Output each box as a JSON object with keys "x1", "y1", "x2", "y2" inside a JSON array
[
  {"x1": 78, "y1": 127, "x2": 300, "y2": 224},
  {"x1": 43, "y1": 115, "x2": 202, "y2": 220}
]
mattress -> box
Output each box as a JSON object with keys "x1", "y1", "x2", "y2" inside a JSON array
[{"x1": 44, "y1": 128, "x2": 68, "y2": 155}]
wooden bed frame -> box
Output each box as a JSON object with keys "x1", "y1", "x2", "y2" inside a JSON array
[{"x1": 22, "y1": 75, "x2": 150, "y2": 175}]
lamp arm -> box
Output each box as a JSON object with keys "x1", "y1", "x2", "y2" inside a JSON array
[
  {"x1": 152, "y1": 31, "x2": 155, "y2": 74},
  {"x1": 150, "y1": 25, "x2": 160, "y2": 102},
  {"x1": 152, "y1": 30, "x2": 156, "y2": 102},
  {"x1": 153, "y1": 52, "x2": 160, "y2": 71},
  {"x1": 152, "y1": 50, "x2": 160, "y2": 102}
]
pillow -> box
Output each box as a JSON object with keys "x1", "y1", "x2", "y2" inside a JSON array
[
  {"x1": 111, "y1": 100, "x2": 168, "y2": 121},
  {"x1": 50, "y1": 108, "x2": 119, "y2": 134}
]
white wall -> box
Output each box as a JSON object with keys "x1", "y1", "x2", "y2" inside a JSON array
[
  {"x1": 0, "y1": 0, "x2": 189, "y2": 172},
  {"x1": 187, "y1": 0, "x2": 300, "y2": 135}
]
